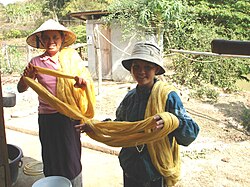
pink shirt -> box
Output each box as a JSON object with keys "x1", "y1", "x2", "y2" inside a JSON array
[{"x1": 30, "y1": 52, "x2": 60, "y2": 114}]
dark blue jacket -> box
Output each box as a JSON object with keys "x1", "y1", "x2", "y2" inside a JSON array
[{"x1": 116, "y1": 80, "x2": 200, "y2": 183}]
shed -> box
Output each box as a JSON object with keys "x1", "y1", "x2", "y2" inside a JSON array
[{"x1": 70, "y1": 10, "x2": 136, "y2": 82}]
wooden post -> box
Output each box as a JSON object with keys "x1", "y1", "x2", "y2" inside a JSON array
[
  {"x1": 94, "y1": 24, "x2": 102, "y2": 95},
  {"x1": 0, "y1": 72, "x2": 11, "y2": 187},
  {"x1": 3, "y1": 44, "x2": 10, "y2": 68},
  {"x1": 26, "y1": 45, "x2": 32, "y2": 62}
]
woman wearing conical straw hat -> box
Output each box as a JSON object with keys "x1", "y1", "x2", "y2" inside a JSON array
[{"x1": 17, "y1": 19, "x2": 96, "y2": 187}]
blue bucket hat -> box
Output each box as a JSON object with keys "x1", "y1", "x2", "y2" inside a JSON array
[{"x1": 122, "y1": 42, "x2": 165, "y2": 75}]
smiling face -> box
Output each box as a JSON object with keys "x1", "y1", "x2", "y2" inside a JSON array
[
  {"x1": 41, "y1": 30, "x2": 64, "y2": 56},
  {"x1": 131, "y1": 60, "x2": 159, "y2": 89}
]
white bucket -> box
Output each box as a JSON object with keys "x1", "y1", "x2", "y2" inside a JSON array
[{"x1": 32, "y1": 176, "x2": 72, "y2": 187}]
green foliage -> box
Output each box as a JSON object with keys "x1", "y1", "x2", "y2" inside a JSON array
[
  {"x1": 171, "y1": 54, "x2": 249, "y2": 92},
  {"x1": 4, "y1": 0, "x2": 46, "y2": 23},
  {"x1": 241, "y1": 108, "x2": 250, "y2": 132},
  {"x1": 62, "y1": 0, "x2": 108, "y2": 15},
  {"x1": 2, "y1": 0, "x2": 107, "y2": 26},
  {"x1": 190, "y1": 86, "x2": 219, "y2": 103},
  {"x1": 69, "y1": 25, "x2": 87, "y2": 43},
  {"x1": 2, "y1": 29, "x2": 32, "y2": 39},
  {"x1": 105, "y1": 0, "x2": 250, "y2": 95},
  {"x1": 187, "y1": 0, "x2": 250, "y2": 38},
  {"x1": 41, "y1": 0, "x2": 71, "y2": 18},
  {"x1": 105, "y1": 0, "x2": 188, "y2": 43},
  {"x1": 0, "y1": 45, "x2": 27, "y2": 74},
  {"x1": 164, "y1": 21, "x2": 223, "y2": 51}
]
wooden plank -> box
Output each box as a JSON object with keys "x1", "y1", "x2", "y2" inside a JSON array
[
  {"x1": 0, "y1": 73, "x2": 11, "y2": 187},
  {"x1": 211, "y1": 39, "x2": 250, "y2": 56},
  {"x1": 0, "y1": 166, "x2": 6, "y2": 187},
  {"x1": 169, "y1": 49, "x2": 250, "y2": 59}
]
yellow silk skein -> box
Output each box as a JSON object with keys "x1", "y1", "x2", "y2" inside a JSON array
[{"x1": 23, "y1": 49, "x2": 180, "y2": 185}]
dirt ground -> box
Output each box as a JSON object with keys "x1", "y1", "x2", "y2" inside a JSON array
[{"x1": 1, "y1": 74, "x2": 250, "y2": 187}]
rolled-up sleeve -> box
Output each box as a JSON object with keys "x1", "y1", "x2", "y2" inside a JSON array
[{"x1": 167, "y1": 91, "x2": 200, "y2": 146}]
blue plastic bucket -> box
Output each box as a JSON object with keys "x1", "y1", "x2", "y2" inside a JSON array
[
  {"x1": 32, "y1": 176, "x2": 72, "y2": 187},
  {"x1": 7, "y1": 144, "x2": 23, "y2": 186}
]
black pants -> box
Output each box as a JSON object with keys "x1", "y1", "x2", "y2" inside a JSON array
[
  {"x1": 123, "y1": 172, "x2": 164, "y2": 187},
  {"x1": 38, "y1": 113, "x2": 82, "y2": 180}
]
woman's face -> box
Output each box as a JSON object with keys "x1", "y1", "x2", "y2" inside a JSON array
[
  {"x1": 41, "y1": 30, "x2": 64, "y2": 56},
  {"x1": 131, "y1": 60, "x2": 159, "y2": 88}
]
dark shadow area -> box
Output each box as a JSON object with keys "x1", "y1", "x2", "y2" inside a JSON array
[
  {"x1": 214, "y1": 101, "x2": 247, "y2": 123},
  {"x1": 186, "y1": 100, "x2": 250, "y2": 137},
  {"x1": 13, "y1": 157, "x2": 44, "y2": 187},
  {"x1": 214, "y1": 101, "x2": 249, "y2": 134}
]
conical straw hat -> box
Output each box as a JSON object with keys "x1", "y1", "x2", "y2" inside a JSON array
[
  {"x1": 26, "y1": 19, "x2": 76, "y2": 49},
  {"x1": 122, "y1": 42, "x2": 165, "y2": 75}
]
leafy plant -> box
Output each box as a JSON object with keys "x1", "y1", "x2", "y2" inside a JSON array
[
  {"x1": 69, "y1": 25, "x2": 87, "y2": 43},
  {"x1": 190, "y1": 86, "x2": 219, "y2": 103},
  {"x1": 104, "y1": 0, "x2": 188, "y2": 45},
  {"x1": 2, "y1": 29, "x2": 32, "y2": 39},
  {"x1": 1, "y1": 45, "x2": 27, "y2": 74}
]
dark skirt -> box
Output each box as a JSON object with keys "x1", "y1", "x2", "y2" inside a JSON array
[
  {"x1": 38, "y1": 113, "x2": 82, "y2": 180},
  {"x1": 123, "y1": 172, "x2": 164, "y2": 187}
]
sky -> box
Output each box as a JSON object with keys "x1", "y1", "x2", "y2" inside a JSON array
[{"x1": 0, "y1": 0, "x2": 22, "y2": 6}]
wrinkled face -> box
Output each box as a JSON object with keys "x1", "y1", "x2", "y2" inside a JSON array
[
  {"x1": 41, "y1": 30, "x2": 64, "y2": 56},
  {"x1": 131, "y1": 60, "x2": 159, "y2": 88}
]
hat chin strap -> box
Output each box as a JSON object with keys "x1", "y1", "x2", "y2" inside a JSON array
[
  {"x1": 60, "y1": 39, "x2": 65, "y2": 50},
  {"x1": 35, "y1": 35, "x2": 45, "y2": 49},
  {"x1": 155, "y1": 66, "x2": 161, "y2": 74},
  {"x1": 60, "y1": 33, "x2": 66, "y2": 49}
]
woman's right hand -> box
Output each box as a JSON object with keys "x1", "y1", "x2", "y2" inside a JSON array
[
  {"x1": 23, "y1": 63, "x2": 37, "y2": 79},
  {"x1": 17, "y1": 63, "x2": 36, "y2": 93}
]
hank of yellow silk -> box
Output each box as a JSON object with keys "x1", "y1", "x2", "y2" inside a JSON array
[
  {"x1": 23, "y1": 75, "x2": 88, "y2": 121},
  {"x1": 24, "y1": 73, "x2": 178, "y2": 148},
  {"x1": 24, "y1": 59, "x2": 180, "y2": 186},
  {"x1": 85, "y1": 112, "x2": 179, "y2": 147},
  {"x1": 23, "y1": 48, "x2": 96, "y2": 122},
  {"x1": 56, "y1": 48, "x2": 96, "y2": 121},
  {"x1": 146, "y1": 81, "x2": 181, "y2": 186},
  {"x1": 86, "y1": 81, "x2": 180, "y2": 186},
  {"x1": 23, "y1": 71, "x2": 178, "y2": 150}
]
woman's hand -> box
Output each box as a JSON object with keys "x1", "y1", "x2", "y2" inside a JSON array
[
  {"x1": 23, "y1": 63, "x2": 37, "y2": 79},
  {"x1": 153, "y1": 115, "x2": 164, "y2": 130},
  {"x1": 18, "y1": 63, "x2": 37, "y2": 93},
  {"x1": 74, "y1": 76, "x2": 87, "y2": 90},
  {"x1": 75, "y1": 123, "x2": 93, "y2": 133}
]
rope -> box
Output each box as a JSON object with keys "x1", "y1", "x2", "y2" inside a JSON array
[
  {"x1": 94, "y1": 26, "x2": 132, "y2": 56},
  {"x1": 95, "y1": 27, "x2": 218, "y2": 64},
  {"x1": 165, "y1": 52, "x2": 217, "y2": 63},
  {"x1": 23, "y1": 161, "x2": 43, "y2": 176}
]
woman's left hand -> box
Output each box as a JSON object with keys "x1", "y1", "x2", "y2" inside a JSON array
[
  {"x1": 74, "y1": 76, "x2": 87, "y2": 89},
  {"x1": 75, "y1": 123, "x2": 93, "y2": 133}
]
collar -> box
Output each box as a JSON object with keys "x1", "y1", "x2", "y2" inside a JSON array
[
  {"x1": 136, "y1": 78, "x2": 158, "y2": 97},
  {"x1": 39, "y1": 52, "x2": 58, "y2": 64}
]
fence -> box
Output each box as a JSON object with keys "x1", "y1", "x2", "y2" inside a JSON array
[
  {"x1": 0, "y1": 44, "x2": 39, "y2": 75},
  {"x1": 0, "y1": 43, "x2": 88, "y2": 75}
]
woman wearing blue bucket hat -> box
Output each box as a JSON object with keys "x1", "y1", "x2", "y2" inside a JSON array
[
  {"x1": 75, "y1": 41, "x2": 200, "y2": 187},
  {"x1": 117, "y1": 42, "x2": 200, "y2": 187}
]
